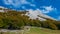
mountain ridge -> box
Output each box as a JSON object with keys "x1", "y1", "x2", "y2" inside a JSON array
[{"x1": 0, "y1": 6, "x2": 57, "y2": 21}]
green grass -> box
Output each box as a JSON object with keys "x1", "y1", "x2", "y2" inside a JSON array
[
  {"x1": 0, "y1": 27, "x2": 60, "y2": 34},
  {"x1": 24, "y1": 27, "x2": 60, "y2": 34}
]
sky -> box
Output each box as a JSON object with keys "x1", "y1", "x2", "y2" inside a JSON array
[{"x1": 0, "y1": 0, "x2": 60, "y2": 20}]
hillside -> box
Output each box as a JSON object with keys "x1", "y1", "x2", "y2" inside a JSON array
[
  {"x1": 0, "y1": 10, "x2": 59, "y2": 30},
  {"x1": 0, "y1": 7, "x2": 59, "y2": 30}
]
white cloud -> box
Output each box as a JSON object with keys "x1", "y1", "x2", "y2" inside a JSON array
[
  {"x1": 43, "y1": 6, "x2": 53, "y2": 11},
  {"x1": 40, "y1": 6, "x2": 57, "y2": 13},
  {"x1": 4, "y1": 0, "x2": 29, "y2": 7},
  {"x1": 3, "y1": 0, "x2": 36, "y2": 8}
]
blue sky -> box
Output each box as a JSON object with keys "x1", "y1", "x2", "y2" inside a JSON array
[{"x1": 0, "y1": 0, "x2": 60, "y2": 20}]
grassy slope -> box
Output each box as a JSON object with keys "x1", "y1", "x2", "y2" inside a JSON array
[
  {"x1": 24, "y1": 27, "x2": 60, "y2": 34},
  {"x1": 0, "y1": 27, "x2": 60, "y2": 34}
]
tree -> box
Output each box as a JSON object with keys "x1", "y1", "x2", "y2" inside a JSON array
[{"x1": 44, "y1": 20, "x2": 58, "y2": 30}]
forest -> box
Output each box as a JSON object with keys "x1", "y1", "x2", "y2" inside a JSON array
[{"x1": 0, "y1": 10, "x2": 60, "y2": 30}]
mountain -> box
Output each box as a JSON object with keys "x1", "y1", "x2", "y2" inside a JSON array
[
  {"x1": 0, "y1": 6, "x2": 16, "y2": 12},
  {"x1": 0, "y1": 6, "x2": 5, "y2": 12},
  {"x1": 0, "y1": 6, "x2": 57, "y2": 21},
  {"x1": 25, "y1": 9, "x2": 57, "y2": 21},
  {"x1": 0, "y1": 8, "x2": 59, "y2": 30},
  {"x1": 0, "y1": 6, "x2": 8, "y2": 12}
]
